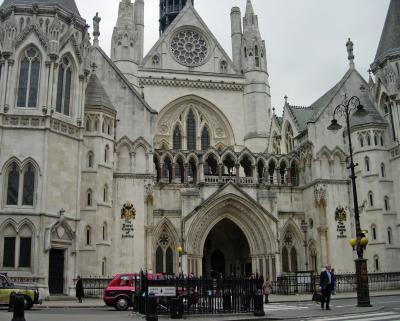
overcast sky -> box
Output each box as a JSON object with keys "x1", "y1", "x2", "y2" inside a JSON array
[{"x1": 75, "y1": 0, "x2": 389, "y2": 114}]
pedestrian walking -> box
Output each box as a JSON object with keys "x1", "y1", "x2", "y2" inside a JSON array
[
  {"x1": 262, "y1": 278, "x2": 272, "y2": 303},
  {"x1": 76, "y1": 275, "x2": 84, "y2": 303},
  {"x1": 320, "y1": 265, "x2": 335, "y2": 310}
]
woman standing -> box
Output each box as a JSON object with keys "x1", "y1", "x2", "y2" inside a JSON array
[
  {"x1": 76, "y1": 276, "x2": 84, "y2": 303},
  {"x1": 262, "y1": 279, "x2": 272, "y2": 304}
]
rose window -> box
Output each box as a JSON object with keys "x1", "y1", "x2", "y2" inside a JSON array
[{"x1": 170, "y1": 30, "x2": 208, "y2": 66}]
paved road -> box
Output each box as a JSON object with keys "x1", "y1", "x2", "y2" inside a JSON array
[{"x1": 0, "y1": 295, "x2": 399, "y2": 321}]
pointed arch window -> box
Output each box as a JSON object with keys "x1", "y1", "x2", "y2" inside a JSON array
[
  {"x1": 104, "y1": 145, "x2": 110, "y2": 163},
  {"x1": 387, "y1": 228, "x2": 392, "y2": 245},
  {"x1": 156, "y1": 247, "x2": 164, "y2": 273},
  {"x1": 384, "y1": 196, "x2": 390, "y2": 211},
  {"x1": 86, "y1": 226, "x2": 91, "y2": 246},
  {"x1": 56, "y1": 56, "x2": 72, "y2": 115},
  {"x1": 85, "y1": 119, "x2": 91, "y2": 131},
  {"x1": 87, "y1": 151, "x2": 94, "y2": 168},
  {"x1": 282, "y1": 247, "x2": 289, "y2": 273},
  {"x1": 285, "y1": 124, "x2": 294, "y2": 153},
  {"x1": 366, "y1": 134, "x2": 371, "y2": 146},
  {"x1": 374, "y1": 255, "x2": 379, "y2": 271},
  {"x1": 359, "y1": 136, "x2": 364, "y2": 148},
  {"x1": 201, "y1": 127, "x2": 210, "y2": 150},
  {"x1": 371, "y1": 225, "x2": 377, "y2": 240},
  {"x1": 17, "y1": 47, "x2": 41, "y2": 108},
  {"x1": 102, "y1": 258, "x2": 107, "y2": 276},
  {"x1": 381, "y1": 163, "x2": 386, "y2": 177},
  {"x1": 374, "y1": 134, "x2": 378, "y2": 146},
  {"x1": 365, "y1": 156, "x2": 370, "y2": 172},
  {"x1": 155, "y1": 230, "x2": 176, "y2": 275},
  {"x1": 6, "y1": 163, "x2": 19, "y2": 206},
  {"x1": 187, "y1": 110, "x2": 196, "y2": 150},
  {"x1": 368, "y1": 191, "x2": 374, "y2": 207},
  {"x1": 103, "y1": 185, "x2": 108, "y2": 203},
  {"x1": 87, "y1": 189, "x2": 92, "y2": 207},
  {"x1": 290, "y1": 247, "x2": 298, "y2": 272},
  {"x1": 22, "y1": 165, "x2": 35, "y2": 206},
  {"x1": 102, "y1": 222, "x2": 107, "y2": 241},
  {"x1": 173, "y1": 126, "x2": 182, "y2": 150}
]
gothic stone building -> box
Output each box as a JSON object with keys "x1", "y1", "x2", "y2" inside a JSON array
[{"x1": 0, "y1": 0, "x2": 399, "y2": 296}]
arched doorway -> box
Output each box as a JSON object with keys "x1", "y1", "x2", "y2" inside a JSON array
[{"x1": 202, "y1": 219, "x2": 251, "y2": 278}]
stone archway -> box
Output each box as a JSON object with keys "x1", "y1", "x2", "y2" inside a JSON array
[
  {"x1": 202, "y1": 218, "x2": 251, "y2": 278},
  {"x1": 183, "y1": 187, "x2": 278, "y2": 278}
]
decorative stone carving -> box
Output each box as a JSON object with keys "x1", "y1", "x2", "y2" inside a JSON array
[
  {"x1": 170, "y1": 29, "x2": 208, "y2": 67},
  {"x1": 121, "y1": 202, "x2": 136, "y2": 221},
  {"x1": 314, "y1": 183, "x2": 327, "y2": 208},
  {"x1": 145, "y1": 183, "x2": 154, "y2": 201}
]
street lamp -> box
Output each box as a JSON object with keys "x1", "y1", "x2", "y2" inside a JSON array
[
  {"x1": 177, "y1": 246, "x2": 183, "y2": 277},
  {"x1": 327, "y1": 95, "x2": 371, "y2": 307},
  {"x1": 301, "y1": 220, "x2": 309, "y2": 271}
]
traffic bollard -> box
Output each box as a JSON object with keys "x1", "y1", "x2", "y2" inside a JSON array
[
  {"x1": 8, "y1": 293, "x2": 15, "y2": 312},
  {"x1": 170, "y1": 298, "x2": 183, "y2": 319},
  {"x1": 145, "y1": 295, "x2": 158, "y2": 321},
  {"x1": 11, "y1": 293, "x2": 26, "y2": 321}
]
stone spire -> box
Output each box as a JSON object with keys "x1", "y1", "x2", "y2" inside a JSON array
[
  {"x1": 111, "y1": 0, "x2": 135, "y2": 61},
  {"x1": 245, "y1": 0, "x2": 255, "y2": 16},
  {"x1": 346, "y1": 38, "x2": 355, "y2": 69},
  {"x1": 375, "y1": 0, "x2": 400, "y2": 62}
]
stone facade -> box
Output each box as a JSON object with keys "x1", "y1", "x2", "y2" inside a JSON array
[{"x1": 0, "y1": 0, "x2": 399, "y2": 297}]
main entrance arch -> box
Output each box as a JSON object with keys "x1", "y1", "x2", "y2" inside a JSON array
[
  {"x1": 183, "y1": 184, "x2": 279, "y2": 278},
  {"x1": 202, "y1": 218, "x2": 251, "y2": 277}
]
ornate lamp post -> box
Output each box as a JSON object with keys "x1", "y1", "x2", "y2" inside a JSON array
[
  {"x1": 177, "y1": 246, "x2": 183, "y2": 277},
  {"x1": 327, "y1": 96, "x2": 371, "y2": 307},
  {"x1": 301, "y1": 220, "x2": 309, "y2": 271}
]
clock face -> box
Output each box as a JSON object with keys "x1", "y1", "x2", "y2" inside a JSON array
[{"x1": 170, "y1": 29, "x2": 209, "y2": 67}]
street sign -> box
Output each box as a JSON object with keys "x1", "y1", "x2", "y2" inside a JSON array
[{"x1": 148, "y1": 286, "x2": 176, "y2": 297}]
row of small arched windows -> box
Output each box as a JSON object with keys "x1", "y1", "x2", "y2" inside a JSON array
[
  {"x1": 359, "y1": 132, "x2": 384, "y2": 148},
  {"x1": 16, "y1": 47, "x2": 72, "y2": 115},
  {"x1": 85, "y1": 223, "x2": 108, "y2": 246},
  {"x1": 85, "y1": 117, "x2": 113, "y2": 136},
  {"x1": 364, "y1": 158, "x2": 386, "y2": 178},
  {"x1": 86, "y1": 185, "x2": 109, "y2": 207},
  {"x1": 367, "y1": 192, "x2": 391, "y2": 211},
  {"x1": 86, "y1": 146, "x2": 111, "y2": 168},
  {"x1": 371, "y1": 225, "x2": 393, "y2": 245}
]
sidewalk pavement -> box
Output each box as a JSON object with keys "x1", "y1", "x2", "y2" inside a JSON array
[{"x1": 40, "y1": 289, "x2": 400, "y2": 308}]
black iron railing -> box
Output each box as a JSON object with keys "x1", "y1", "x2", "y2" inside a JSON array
[
  {"x1": 80, "y1": 276, "x2": 113, "y2": 298},
  {"x1": 136, "y1": 273, "x2": 263, "y2": 315},
  {"x1": 270, "y1": 271, "x2": 400, "y2": 295}
]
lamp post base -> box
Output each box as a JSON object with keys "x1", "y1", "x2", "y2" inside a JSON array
[{"x1": 355, "y1": 258, "x2": 371, "y2": 307}]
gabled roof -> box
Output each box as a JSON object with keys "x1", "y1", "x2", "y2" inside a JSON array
[
  {"x1": 286, "y1": 105, "x2": 317, "y2": 132},
  {"x1": 375, "y1": 0, "x2": 400, "y2": 62},
  {"x1": 0, "y1": 0, "x2": 81, "y2": 16},
  {"x1": 85, "y1": 73, "x2": 115, "y2": 111},
  {"x1": 141, "y1": 2, "x2": 239, "y2": 74}
]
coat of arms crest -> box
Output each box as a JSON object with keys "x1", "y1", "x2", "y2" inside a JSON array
[
  {"x1": 121, "y1": 202, "x2": 136, "y2": 221},
  {"x1": 335, "y1": 206, "x2": 347, "y2": 223}
]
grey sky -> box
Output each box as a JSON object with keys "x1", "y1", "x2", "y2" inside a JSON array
[{"x1": 76, "y1": 0, "x2": 389, "y2": 114}]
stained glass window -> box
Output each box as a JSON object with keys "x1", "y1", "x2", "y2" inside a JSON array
[
  {"x1": 22, "y1": 165, "x2": 35, "y2": 206},
  {"x1": 7, "y1": 164, "x2": 19, "y2": 206},
  {"x1": 201, "y1": 127, "x2": 210, "y2": 150},
  {"x1": 17, "y1": 47, "x2": 41, "y2": 108},
  {"x1": 173, "y1": 126, "x2": 182, "y2": 150},
  {"x1": 187, "y1": 110, "x2": 196, "y2": 150}
]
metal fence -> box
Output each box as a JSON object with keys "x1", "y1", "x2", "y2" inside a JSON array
[
  {"x1": 136, "y1": 273, "x2": 264, "y2": 315},
  {"x1": 81, "y1": 277, "x2": 113, "y2": 298},
  {"x1": 271, "y1": 271, "x2": 400, "y2": 295}
]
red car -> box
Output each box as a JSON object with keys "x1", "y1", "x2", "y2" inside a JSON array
[{"x1": 103, "y1": 273, "x2": 163, "y2": 311}]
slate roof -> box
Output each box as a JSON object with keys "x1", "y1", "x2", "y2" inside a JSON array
[
  {"x1": 286, "y1": 69, "x2": 386, "y2": 132},
  {"x1": 85, "y1": 73, "x2": 115, "y2": 111},
  {"x1": 375, "y1": 0, "x2": 400, "y2": 62},
  {"x1": 0, "y1": 0, "x2": 81, "y2": 16}
]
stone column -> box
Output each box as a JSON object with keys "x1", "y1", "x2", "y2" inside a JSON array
[
  {"x1": 218, "y1": 163, "x2": 223, "y2": 183},
  {"x1": 318, "y1": 226, "x2": 329, "y2": 267},
  {"x1": 252, "y1": 165, "x2": 257, "y2": 183},
  {"x1": 184, "y1": 164, "x2": 188, "y2": 184},
  {"x1": 235, "y1": 164, "x2": 240, "y2": 183},
  {"x1": 1, "y1": 58, "x2": 9, "y2": 108},
  {"x1": 199, "y1": 161, "x2": 205, "y2": 183},
  {"x1": 5, "y1": 59, "x2": 14, "y2": 108}
]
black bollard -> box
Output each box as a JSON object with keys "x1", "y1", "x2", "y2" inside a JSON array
[
  {"x1": 145, "y1": 295, "x2": 158, "y2": 321},
  {"x1": 12, "y1": 294, "x2": 26, "y2": 321},
  {"x1": 170, "y1": 298, "x2": 183, "y2": 319},
  {"x1": 253, "y1": 293, "x2": 265, "y2": 317},
  {"x1": 8, "y1": 293, "x2": 15, "y2": 312}
]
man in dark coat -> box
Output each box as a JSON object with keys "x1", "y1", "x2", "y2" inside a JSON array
[
  {"x1": 76, "y1": 276, "x2": 84, "y2": 303},
  {"x1": 320, "y1": 265, "x2": 335, "y2": 310}
]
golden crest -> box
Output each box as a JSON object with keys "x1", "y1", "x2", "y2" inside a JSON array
[
  {"x1": 121, "y1": 202, "x2": 136, "y2": 221},
  {"x1": 335, "y1": 206, "x2": 347, "y2": 223}
]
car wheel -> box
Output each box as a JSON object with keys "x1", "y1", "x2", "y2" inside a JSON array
[
  {"x1": 115, "y1": 297, "x2": 129, "y2": 311},
  {"x1": 24, "y1": 296, "x2": 33, "y2": 310}
]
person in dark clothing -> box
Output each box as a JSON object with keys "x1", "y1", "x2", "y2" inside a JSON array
[
  {"x1": 320, "y1": 265, "x2": 335, "y2": 310},
  {"x1": 76, "y1": 276, "x2": 84, "y2": 303}
]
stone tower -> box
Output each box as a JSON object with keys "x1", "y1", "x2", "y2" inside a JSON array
[
  {"x1": 240, "y1": 0, "x2": 272, "y2": 152},
  {"x1": 159, "y1": 0, "x2": 192, "y2": 35},
  {"x1": 111, "y1": 0, "x2": 144, "y2": 85}
]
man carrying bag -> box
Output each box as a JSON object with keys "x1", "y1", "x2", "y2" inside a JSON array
[{"x1": 319, "y1": 265, "x2": 335, "y2": 310}]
